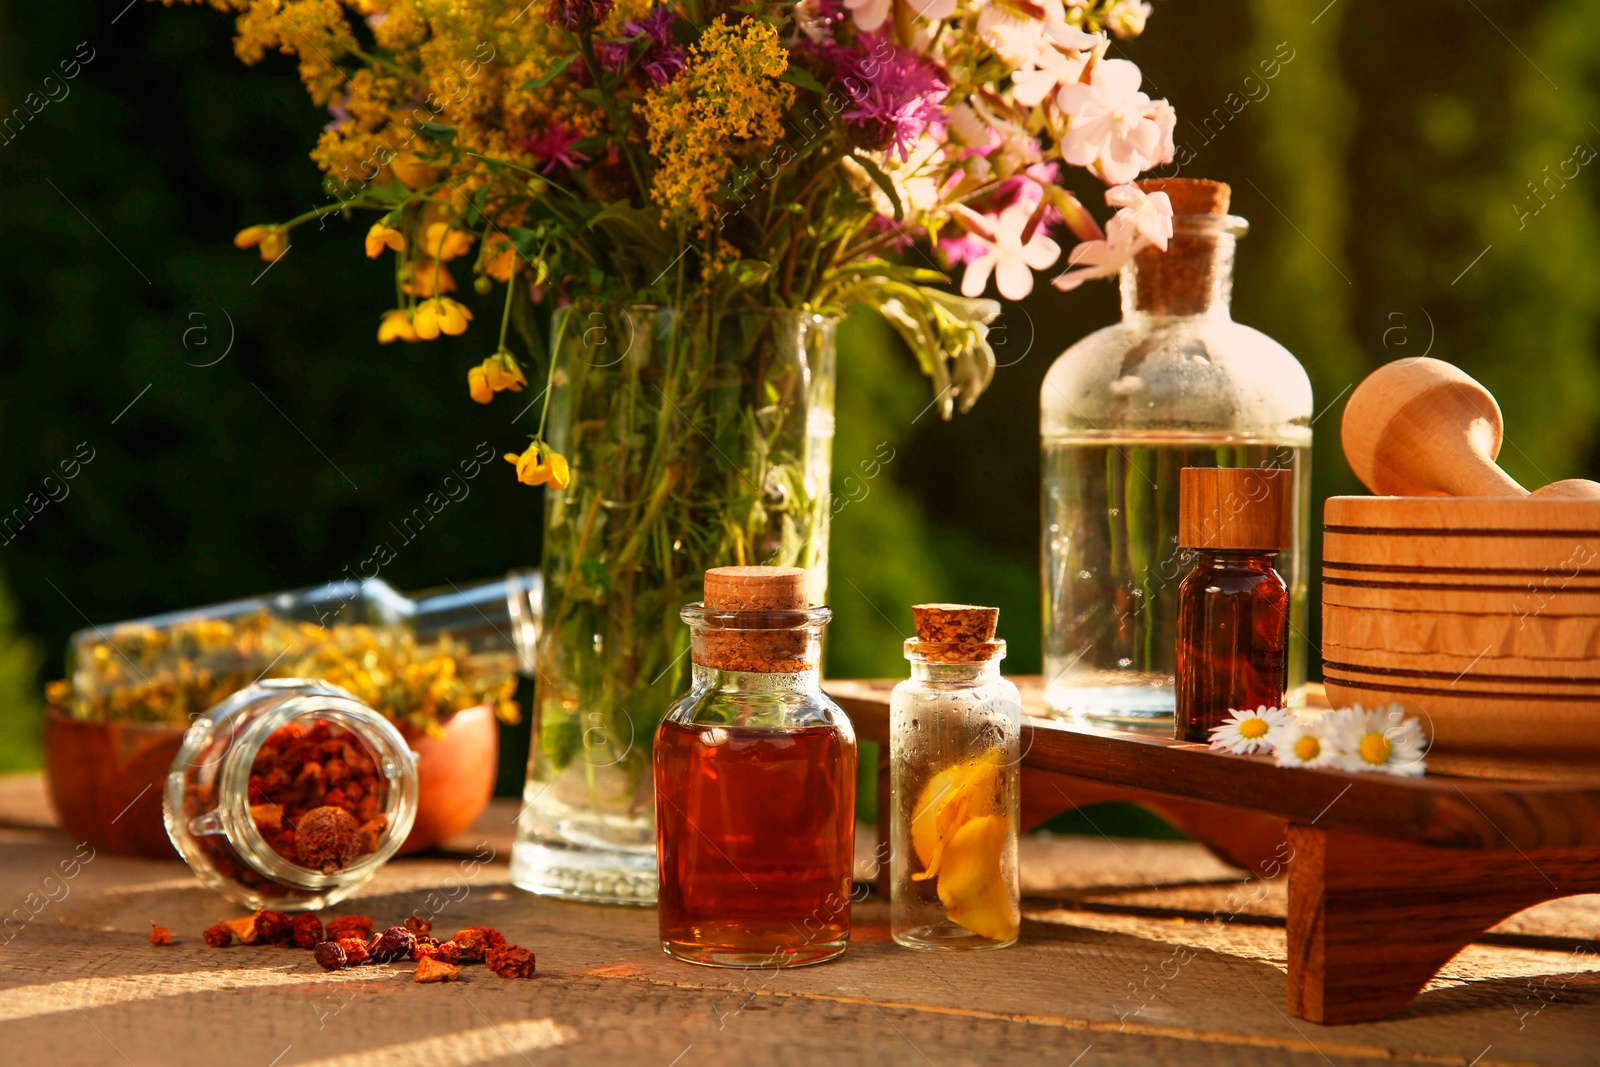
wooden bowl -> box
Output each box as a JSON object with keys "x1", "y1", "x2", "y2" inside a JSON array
[
  {"x1": 1323, "y1": 604, "x2": 1600, "y2": 660},
  {"x1": 45, "y1": 705, "x2": 499, "y2": 860},
  {"x1": 1321, "y1": 674, "x2": 1600, "y2": 755}
]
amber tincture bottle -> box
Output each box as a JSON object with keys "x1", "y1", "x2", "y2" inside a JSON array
[
  {"x1": 655, "y1": 566, "x2": 857, "y2": 968},
  {"x1": 1174, "y1": 468, "x2": 1291, "y2": 743}
]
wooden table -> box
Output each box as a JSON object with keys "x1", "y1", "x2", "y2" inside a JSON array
[
  {"x1": 3, "y1": 772, "x2": 1599, "y2": 1064},
  {"x1": 825, "y1": 678, "x2": 1600, "y2": 1027}
]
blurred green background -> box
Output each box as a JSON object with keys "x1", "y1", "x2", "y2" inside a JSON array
[{"x1": 2, "y1": 0, "x2": 1598, "y2": 818}]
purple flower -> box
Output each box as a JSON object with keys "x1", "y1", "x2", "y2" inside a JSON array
[
  {"x1": 596, "y1": 39, "x2": 631, "y2": 74},
  {"x1": 522, "y1": 124, "x2": 590, "y2": 175},
  {"x1": 547, "y1": 0, "x2": 613, "y2": 32},
  {"x1": 324, "y1": 90, "x2": 353, "y2": 132},
  {"x1": 833, "y1": 36, "x2": 948, "y2": 162},
  {"x1": 642, "y1": 45, "x2": 687, "y2": 85},
  {"x1": 623, "y1": 5, "x2": 677, "y2": 47}
]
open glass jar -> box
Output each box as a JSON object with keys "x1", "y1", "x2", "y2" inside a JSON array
[{"x1": 164, "y1": 679, "x2": 419, "y2": 911}]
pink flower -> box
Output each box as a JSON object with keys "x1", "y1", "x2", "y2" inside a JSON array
[
  {"x1": 522, "y1": 124, "x2": 590, "y2": 175},
  {"x1": 1055, "y1": 58, "x2": 1175, "y2": 185},
  {"x1": 836, "y1": 38, "x2": 949, "y2": 162},
  {"x1": 1052, "y1": 183, "x2": 1171, "y2": 291},
  {"x1": 953, "y1": 200, "x2": 1061, "y2": 301},
  {"x1": 842, "y1": 0, "x2": 891, "y2": 32}
]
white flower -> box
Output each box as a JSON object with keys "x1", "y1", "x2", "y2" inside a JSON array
[
  {"x1": 1106, "y1": 0, "x2": 1153, "y2": 39},
  {"x1": 955, "y1": 200, "x2": 1061, "y2": 301},
  {"x1": 1055, "y1": 57, "x2": 1176, "y2": 185},
  {"x1": 843, "y1": 0, "x2": 891, "y2": 32},
  {"x1": 1208, "y1": 705, "x2": 1289, "y2": 755},
  {"x1": 1326, "y1": 704, "x2": 1429, "y2": 777},
  {"x1": 1268, "y1": 714, "x2": 1341, "y2": 770},
  {"x1": 1052, "y1": 183, "x2": 1171, "y2": 290}
]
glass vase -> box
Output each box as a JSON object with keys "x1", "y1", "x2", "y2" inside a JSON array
[{"x1": 511, "y1": 306, "x2": 837, "y2": 905}]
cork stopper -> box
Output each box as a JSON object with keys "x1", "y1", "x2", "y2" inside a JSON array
[
  {"x1": 704, "y1": 566, "x2": 807, "y2": 611},
  {"x1": 1136, "y1": 178, "x2": 1231, "y2": 216},
  {"x1": 1131, "y1": 177, "x2": 1234, "y2": 316},
  {"x1": 693, "y1": 566, "x2": 816, "y2": 673},
  {"x1": 907, "y1": 603, "x2": 1005, "y2": 663},
  {"x1": 1178, "y1": 468, "x2": 1292, "y2": 551}
]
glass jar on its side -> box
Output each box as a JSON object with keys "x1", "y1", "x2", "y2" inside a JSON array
[
  {"x1": 890, "y1": 605, "x2": 1021, "y2": 951},
  {"x1": 165, "y1": 679, "x2": 419, "y2": 911}
]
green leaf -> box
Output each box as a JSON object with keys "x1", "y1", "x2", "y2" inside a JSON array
[
  {"x1": 417, "y1": 122, "x2": 456, "y2": 145},
  {"x1": 780, "y1": 67, "x2": 827, "y2": 95},
  {"x1": 522, "y1": 54, "x2": 578, "y2": 91},
  {"x1": 850, "y1": 153, "x2": 903, "y2": 221}
]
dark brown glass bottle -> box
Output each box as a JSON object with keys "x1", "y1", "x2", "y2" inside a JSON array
[{"x1": 1174, "y1": 468, "x2": 1291, "y2": 743}]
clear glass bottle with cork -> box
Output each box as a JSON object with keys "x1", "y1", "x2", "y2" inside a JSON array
[
  {"x1": 654, "y1": 566, "x2": 857, "y2": 968},
  {"x1": 1040, "y1": 177, "x2": 1312, "y2": 726},
  {"x1": 1174, "y1": 467, "x2": 1292, "y2": 743},
  {"x1": 890, "y1": 604, "x2": 1021, "y2": 951}
]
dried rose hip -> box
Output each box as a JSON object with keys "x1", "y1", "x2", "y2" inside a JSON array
[
  {"x1": 450, "y1": 926, "x2": 506, "y2": 963},
  {"x1": 404, "y1": 916, "x2": 433, "y2": 936},
  {"x1": 255, "y1": 910, "x2": 294, "y2": 945},
  {"x1": 149, "y1": 923, "x2": 173, "y2": 946},
  {"x1": 369, "y1": 926, "x2": 416, "y2": 963},
  {"x1": 203, "y1": 924, "x2": 233, "y2": 948},
  {"x1": 413, "y1": 957, "x2": 460, "y2": 984},
  {"x1": 291, "y1": 913, "x2": 325, "y2": 949},
  {"x1": 325, "y1": 914, "x2": 374, "y2": 942},
  {"x1": 337, "y1": 937, "x2": 371, "y2": 966},
  {"x1": 430, "y1": 941, "x2": 464, "y2": 965},
  {"x1": 486, "y1": 945, "x2": 536, "y2": 979},
  {"x1": 294, "y1": 806, "x2": 363, "y2": 872},
  {"x1": 410, "y1": 936, "x2": 441, "y2": 962},
  {"x1": 313, "y1": 941, "x2": 349, "y2": 971},
  {"x1": 222, "y1": 915, "x2": 260, "y2": 944}
]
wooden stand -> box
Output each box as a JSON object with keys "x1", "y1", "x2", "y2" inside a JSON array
[{"x1": 832, "y1": 677, "x2": 1600, "y2": 1025}]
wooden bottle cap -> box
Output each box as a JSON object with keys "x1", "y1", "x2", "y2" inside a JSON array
[
  {"x1": 911, "y1": 604, "x2": 999, "y2": 643},
  {"x1": 1179, "y1": 468, "x2": 1292, "y2": 550},
  {"x1": 703, "y1": 566, "x2": 809, "y2": 611},
  {"x1": 1136, "y1": 178, "x2": 1231, "y2": 216}
]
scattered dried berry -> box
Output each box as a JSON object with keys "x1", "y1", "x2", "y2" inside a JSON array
[
  {"x1": 450, "y1": 926, "x2": 506, "y2": 963},
  {"x1": 222, "y1": 915, "x2": 260, "y2": 944},
  {"x1": 254, "y1": 910, "x2": 294, "y2": 945},
  {"x1": 203, "y1": 924, "x2": 233, "y2": 948},
  {"x1": 291, "y1": 913, "x2": 325, "y2": 949},
  {"x1": 313, "y1": 941, "x2": 349, "y2": 972},
  {"x1": 486, "y1": 945, "x2": 536, "y2": 979},
  {"x1": 337, "y1": 937, "x2": 371, "y2": 966},
  {"x1": 369, "y1": 926, "x2": 417, "y2": 963},
  {"x1": 294, "y1": 806, "x2": 364, "y2": 872},
  {"x1": 149, "y1": 922, "x2": 173, "y2": 946},
  {"x1": 410, "y1": 936, "x2": 441, "y2": 962},
  {"x1": 413, "y1": 957, "x2": 460, "y2": 984},
  {"x1": 325, "y1": 914, "x2": 375, "y2": 942},
  {"x1": 430, "y1": 941, "x2": 464, "y2": 965},
  {"x1": 404, "y1": 916, "x2": 433, "y2": 937}
]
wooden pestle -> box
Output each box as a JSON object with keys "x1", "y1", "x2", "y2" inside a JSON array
[{"x1": 1341, "y1": 357, "x2": 1600, "y2": 499}]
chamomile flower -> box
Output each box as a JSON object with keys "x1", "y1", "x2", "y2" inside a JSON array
[
  {"x1": 1326, "y1": 704, "x2": 1428, "y2": 777},
  {"x1": 1208, "y1": 705, "x2": 1289, "y2": 755},
  {"x1": 1268, "y1": 715, "x2": 1340, "y2": 770}
]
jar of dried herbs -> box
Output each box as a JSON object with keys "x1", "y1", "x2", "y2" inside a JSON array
[{"x1": 164, "y1": 679, "x2": 419, "y2": 910}]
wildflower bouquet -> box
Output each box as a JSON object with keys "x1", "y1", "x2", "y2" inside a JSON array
[{"x1": 160, "y1": 0, "x2": 1178, "y2": 896}]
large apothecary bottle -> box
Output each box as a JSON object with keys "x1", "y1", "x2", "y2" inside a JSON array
[
  {"x1": 1040, "y1": 178, "x2": 1312, "y2": 726},
  {"x1": 655, "y1": 567, "x2": 857, "y2": 968}
]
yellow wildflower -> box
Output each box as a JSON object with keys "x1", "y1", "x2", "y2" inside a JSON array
[
  {"x1": 365, "y1": 222, "x2": 405, "y2": 258},
  {"x1": 481, "y1": 234, "x2": 517, "y2": 283},
  {"x1": 908, "y1": 755, "x2": 1018, "y2": 942},
  {"x1": 504, "y1": 442, "x2": 572, "y2": 489},
  {"x1": 422, "y1": 221, "x2": 475, "y2": 262},
  {"x1": 377, "y1": 308, "x2": 418, "y2": 344},
  {"x1": 402, "y1": 259, "x2": 457, "y2": 296},
  {"x1": 468, "y1": 352, "x2": 527, "y2": 404},
  {"x1": 642, "y1": 17, "x2": 794, "y2": 233},
  {"x1": 234, "y1": 224, "x2": 288, "y2": 261},
  {"x1": 413, "y1": 297, "x2": 473, "y2": 340}
]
